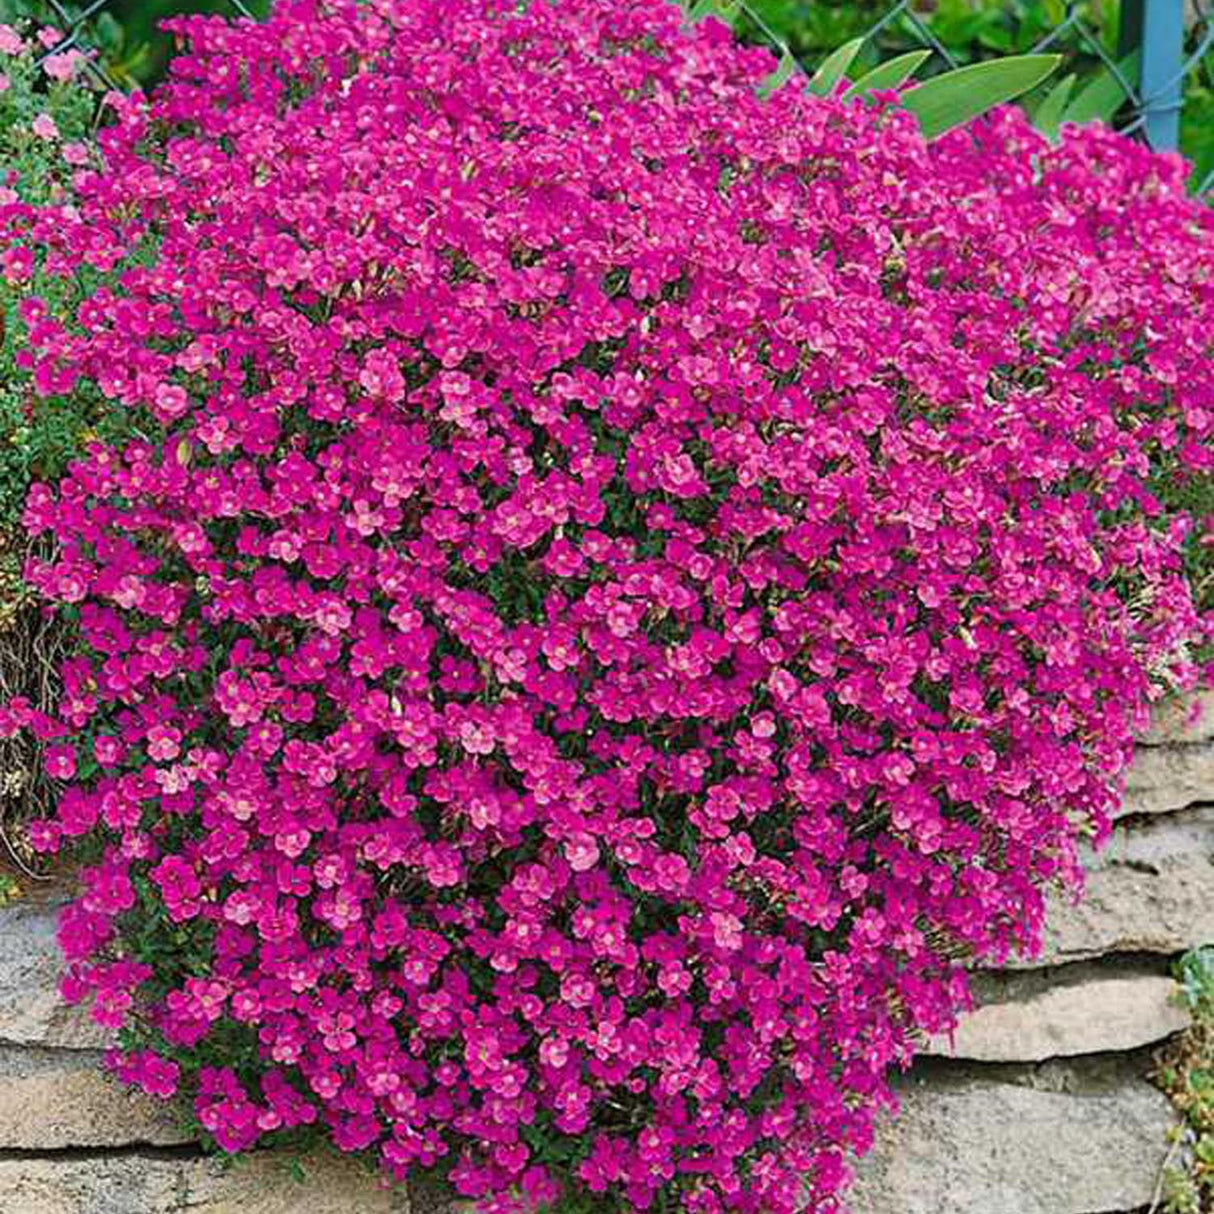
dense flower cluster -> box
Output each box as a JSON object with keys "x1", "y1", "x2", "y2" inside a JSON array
[{"x1": 2, "y1": 0, "x2": 1212, "y2": 1210}]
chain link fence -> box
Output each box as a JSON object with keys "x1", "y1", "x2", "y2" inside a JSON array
[
  {"x1": 29, "y1": 0, "x2": 258, "y2": 91},
  {"x1": 21, "y1": 0, "x2": 1214, "y2": 194},
  {"x1": 735, "y1": 0, "x2": 1214, "y2": 194}
]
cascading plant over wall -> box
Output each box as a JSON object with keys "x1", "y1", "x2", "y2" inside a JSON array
[{"x1": 1, "y1": 0, "x2": 1212, "y2": 1210}]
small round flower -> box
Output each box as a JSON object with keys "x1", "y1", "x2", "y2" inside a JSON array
[
  {"x1": 43, "y1": 744, "x2": 76, "y2": 780},
  {"x1": 43, "y1": 49, "x2": 83, "y2": 81},
  {"x1": 4, "y1": 3, "x2": 1209, "y2": 1213}
]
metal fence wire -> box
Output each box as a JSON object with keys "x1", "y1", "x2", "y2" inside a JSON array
[
  {"x1": 732, "y1": 0, "x2": 1214, "y2": 194},
  {"x1": 31, "y1": 0, "x2": 258, "y2": 93},
  {"x1": 27, "y1": 0, "x2": 1214, "y2": 194},
  {"x1": 848, "y1": 0, "x2": 1210, "y2": 152}
]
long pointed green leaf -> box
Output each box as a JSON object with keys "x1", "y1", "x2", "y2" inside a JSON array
[
  {"x1": 844, "y1": 50, "x2": 931, "y2": 100},
  {"x1": 685, "y1": 0, "x2": 740, "y2": 24},
  {"x1": 808, "y1": 37, "x2": 865, "y2": 97},
  {"x1": 1062, "y1": 52, "x2": 1139, "y2": 126},
  {"x1": 900, "y1": 54, "x2": 1062, "y2": 140},
  {"x1": 1031, "y1": 73, "x2": 1075, "y2": 139},
  {"x1": 758, "y1": 48, "x2": 799, "y2": 99}
]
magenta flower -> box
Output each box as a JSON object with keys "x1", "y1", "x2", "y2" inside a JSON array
[{"x1": 3, "y1": 0, "x2": 1210, "y2": 1211}]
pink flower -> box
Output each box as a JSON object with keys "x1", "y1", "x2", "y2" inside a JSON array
[
  {"x1": 31, "y1": 113, "x2": 58, "y2": 141},
  {"x1": 2, "y1": 246, "x2": 32, "y2": 285},
  {"x1": 43, "y1": 49, "x2": 83, "y2": 81},
  {"x1": 146, "y1": 725, "x2": 182, "y2": 762},
  {"x1": 358, "y1": 350, "x2": 406, "y2": 403},
  {"x1": 44, "y1": 744, "x2": 76, "y2": 779},
  {"x1": 5, "y1": 1, "x2": 1210, "y2": 1211},
  {"x1": 563, "y1": 833, "x2": 600, "y2": 872}
]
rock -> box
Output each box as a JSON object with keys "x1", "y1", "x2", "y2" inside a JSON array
[
  {"x1": 0, "y1": 1151, "x2": 408, "y2": 1214},
  {"x1": 1120, "y1": 743, "x2": 1214, "y2": 817},
  {"x1": 1139, "y1": 689, "x2": 1214, "y2": 746},
  {"x1": 0, "y1": 1155, "x2": 183, "y2": 1214},
  {"x1": 0, "y1": 1046, "x2": 190, "y2": 1149},
  {"x1": 0, "y1": 902, "x2": 112, "y2": 1049},
  {"x1": 408, "y1": 1177, "x2": 462, "y2": 1214},
  {"x1": 924, "y1": 968, "x2": 1188, "y2": 1061},
  {"x1": 182, "y1": 1152, "x2": 404, "y2": 1214},
  {"x1": 1021, "y1": 805, "x2": 1214, "y2": 966},
  {"x1": 850, "y1": 1069, "x2": 1176, "y2": 1214}
]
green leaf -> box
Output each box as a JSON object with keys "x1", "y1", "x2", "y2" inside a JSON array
[
  {"x1": 93, "y1": 12, "x2": 125, "y2": 56},
  {"x1": 1031, "y1": 72, "x2": 1075, "y2": 139},
  {"x1": 900, "y1": 54, "x2": 1061, "y2": 140},
  {"x1": 1182, "y1": 86, "x2": 1214, "y2": 195},
  {"x1": 685, "y1": 0, "x2": 741, "y2": 22},
  {"x1": 758, "y1": 48, "x2": 799, "y2": 98},
  {"x1": 844, "y1": 50, "x2": 931, "y2": 101},
  {"x1": 1062, "y1": 52, "x2": 1139, "y2": 126},
  {"x1": 807, "y1": 37, "x2": 865, "y2": 97}
]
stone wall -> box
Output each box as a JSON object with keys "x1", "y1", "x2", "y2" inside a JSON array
[
  {"x1": 855, "y1": 689, "x2": 1214, "y2": 1214},
  {"x1": 0, "y1": 692, "x2": 1210, "y2": 1213}
]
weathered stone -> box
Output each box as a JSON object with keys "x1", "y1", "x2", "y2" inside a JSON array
[
  {"x1": 1120, "y1": 743, "x2": 1214, "y2": 816},
  {"x1": 0, "y1": 1151, "x2": 409, "y2": 1214},
  {"x1": 183, "y1": 1152, "x2": 405, "y2": 1214},
  {"x1": 924, "y1": 968, "x2": 1188, "y2": 1061},
  {"x1": 407, "y1": 1177, "x2": 463, "y2": 1214},
  {"x1": 0, "y1": 901, "x2": 111, "y2": 1049},
  {"x1": 0, "y1": 1046, "x2": 190, "y2": 1149},
  {"x1": 1021, "y1": 805, "x2": 1214, "y2": 966},
  {"x1": 850, "y1": 1069, "x2": 1176, "y2": 1214},
  {"x1": 1139, "y1": 689, "x2": 1214, "y2": 746},
  {"x1": 0, "y1": 1155, "x2": 184, "y2": 1214}
]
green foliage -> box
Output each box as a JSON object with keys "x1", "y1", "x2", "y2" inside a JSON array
[
  {"x1": 1152, "y1": 465, "x2": 1214, "y2": 640},
  {"x1": 1030, "y1": 72, "x2": 1076, "y2": 138},
  {"x1": 806, "y1": 35, "x2": 864, "y2": 95},
  {"x1": 0, "y1": 18, "x2": 140, "y2": 837},
  {"x1": 899, "y1": 53, "x2": 1061, "y2": 137},
  {"x1": 756, "y1": 45, "x2": 796, "y2": 97},
  {"x1": 732, "y1": 0, "x2": 1120, "y2": 78},
  {"x1": 844, "y1": 49, "x2": 931, "y2": 99},
  {"x1": 1180, "y1": 947, "x2": 1214, "y2": 1015},
  {"x1": 1060, "y1": 51, "x2": 1140, "y2": 125},
  {"x1": 683, "y1": 0, "x2": 1060, "y2": 136},
  {"x1": 0, "y1": 22, "x2": 144, "y2": 559},
  {"x1": 1181, "y1": 53, "x2": 1214, "y2": 195},
  {"x1": 719, "y1": 0, "x2": 1210, "y2": 190},
  {"x1": 1154, "y1": 947, "x2": 1214, "y2": 1213},
  {"x1": 0, "y1": 0, "x2": 272, "y2": 87},
  {"x1": 0, "y1": 32, "x2": 102, "y2": 552}
]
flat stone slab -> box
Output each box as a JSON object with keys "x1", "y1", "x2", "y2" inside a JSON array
[
  {"x1": 1021, "y1": 805, "x2": 1214, "y2": 967},
  {"x1": 1120, "y1": 742, "x2": 1214, "y2": 817},
  {"x1": 186, "y1": 1152, "x2": 403, "y2": 1214},
  {"x1": 0, "y1": 1155, "x2": 182, "y2": 1214},
  {"x1": 851, "y1": 1069, "x2": 1176, "y2": 1214},
  {"x1": 924, "y1": 969, "x2": 1188, "y2": 1061},
  {"x1": 0, "y1": 1046, "x2": 189, "y2": 1149},
  {"x1": 0, "y1": 901, "x2": 111, "y2": 1049},
  {"x1": 0, "y1": 1151, "x2": 405, "y2": 1214},
  {"x1": 1139, "y1": 689, "x2": 1214, "y2": 746}
]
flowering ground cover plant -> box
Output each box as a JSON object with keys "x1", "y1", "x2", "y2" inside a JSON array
[
  {"x1": 0, "y1": 19, "x2": 132, "y2": 835},
  {"x1": 1, "y1": 0, "x2": 1213, "y2": 1210},
  {"x1": 0, "y1": 19, "x2": 109, "y2": 558}
]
